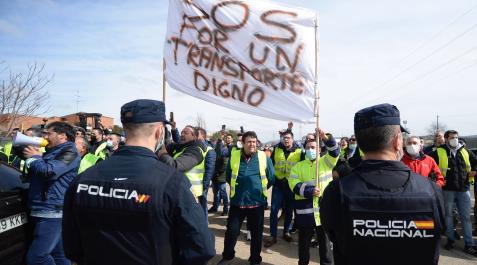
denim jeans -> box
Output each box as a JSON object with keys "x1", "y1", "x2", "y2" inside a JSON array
[
  {"x1": 474, "y1": 184, "x2": 477, "y2": 230},
  {"x1": 212, "y1": 182, "x2": 229, "y2": 211},
  {"x1": 443, "y1": 190, "x2": 475, "y2": 247},
  {"x1": 223, "y1": 205, "x2": 265, "y2": 264},
  {"x1": 26, "y1": 217, "x2": 70, "y2": 265},
  {"x1": 269, "y1": 181, "x2": 293, "y2": 237}
]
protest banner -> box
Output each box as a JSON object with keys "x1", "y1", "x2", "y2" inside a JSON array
[{"x1": 163, "y1": 0, "x2": 318, "y2": 123}]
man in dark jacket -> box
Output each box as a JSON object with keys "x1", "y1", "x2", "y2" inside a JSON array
[
  {"x1": 23, "y1": 121, "x2": 81, "y2": 265},
  {"x1": 89, "y1": 128, "x2": 105, "y2": 153},
  {"x1": 265, "y1": 131, "x2": 302, "y2": 247},
  {"x1": 159, "y1": 126, "x2": 208, "y2": 217},
  {"x1": 321, "y1": 103, "x2": 445, "y2": 265},
  {"x1": 63, "y1": 99, "x2": 214, "y2": 265},
  {"x1": 197, "y1": 127, "x2": 216, "y2": 219},
  {"x1": 424, "y1": 130, "x2": 445, "y2": 154},
  {"x1": 210, "y1": 133, "x2": 234, "y2": 215},
  {"x1": 429, "y1": 130, "x2": 477, "y2": 255}
]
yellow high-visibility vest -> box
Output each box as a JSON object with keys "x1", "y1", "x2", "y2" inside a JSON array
[
  {"x1": 229, "y1": 149, "x2": 267, "y2": 198},
  {"x1": 287, "y1": 152, "x2": 338, "y2": 226},
  {"x1": 173, "y1": 146, "x2": 208, "y2": 197},
  {"x1": 78, "y1": 154, "x2": 101, "y2": 174},
  {"x1": 436, "y1": 147, "x2": 471, "y2": 177},
  {"x1": 274, "y1": 147, "x2": 302, "y2": 180}
]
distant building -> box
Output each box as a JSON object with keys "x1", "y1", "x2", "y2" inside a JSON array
[{"x1": 0, "y1": 112, "x2": 114, "y2": 133}]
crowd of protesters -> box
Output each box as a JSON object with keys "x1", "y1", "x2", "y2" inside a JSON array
[{"x1": 0, "y1": 102, "x2": 477, "y2": 265}]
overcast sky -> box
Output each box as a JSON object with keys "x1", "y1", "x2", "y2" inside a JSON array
[{"x1": 1, "y1": 0, "x2": 476, "y2": 141}]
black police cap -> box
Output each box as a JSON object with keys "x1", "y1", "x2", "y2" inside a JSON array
[
  {"x1": 120, "y1": 99, "x2": 168, "y2": 124},
  {"x1": 354, "y1": 103, "x2": 409, "y2": 133}
]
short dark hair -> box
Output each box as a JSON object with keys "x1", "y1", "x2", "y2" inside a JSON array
[
  {"x1": 74, "y1": 127, "x2": 86, "y2": 135},
  {"x1": 282, "y1": 131, "x2": 294, "y2": 138},
  {"x1": 225, "y1": 133, "x2": 233, "y2": 138},
  {"x1": 26, "y1": 127, "x2": 42, "y2": 137},
  {"x1": 444, "y1": 130, "x2": 458, "y2": 138},
  {"x1": 184, "y1": 125, "x2": 199, "y2": 137},
  {"x1": 355, "y1": 125, "x2": 399, "y2": 153},
  {"x1": 93, "y1": 128, "x2": 104, "y2": 135},
  {"x1": 46, "y1": 122, "x2": 75, "y2": 142},
  {"x1": 242, "y1": 131, "x2": 258, "y2": 142},
  {"x1": 196, "y1": 127, "x2": 207, "y2": 137}
]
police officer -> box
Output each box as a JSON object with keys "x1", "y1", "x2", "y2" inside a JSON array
[
  {"x1": 63, "y1": 99, "x2": 215, "y2": 265},
  {"x1": 320, "y1": 103, "x2": 445, "y2": 265}
]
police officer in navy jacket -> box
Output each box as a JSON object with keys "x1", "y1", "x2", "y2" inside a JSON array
[
  {"x1": 320, "y1": 103, "x2": 445, "y2": 265},
  {"x1": 62, "y1": 99, "x2": 215, "y2": 265}
]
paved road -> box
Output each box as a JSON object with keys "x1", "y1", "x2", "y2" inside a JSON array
[{"x1": 205, "y1": 188, "x2": 477, "y2": 265}]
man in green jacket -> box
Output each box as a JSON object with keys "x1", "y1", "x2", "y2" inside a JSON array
[{"x1": 218, "y1": 131, "x2": 274, "y2": 265}]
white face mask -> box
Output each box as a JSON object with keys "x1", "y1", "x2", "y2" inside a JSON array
[
  {"x1": 155, "y1": 127, "x2": 165, "y2": 152},
  {"x1": 405, "y1": 144, "x2": 420, "y2": 157},
  {"x1": 349, "y1": 143, "x2": 357, "y2": 150},
  {"x1": 448, "y1": 138, "x2": 459, "y2": 148},
  {"x1": 106, "y1": 140, "x2": 114, "y2": 148},
  {"x1": 305, "y1": 149, "x2": 317, "y2": 160}
]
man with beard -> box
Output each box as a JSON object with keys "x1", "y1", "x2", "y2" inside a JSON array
[{"x1": 158, "y1": 126, "x2": 208, "y2": 216}]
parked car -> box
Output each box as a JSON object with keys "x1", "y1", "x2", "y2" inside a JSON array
[{"x1": 0, "y1": 162, "x2": 29, "y2": 265}]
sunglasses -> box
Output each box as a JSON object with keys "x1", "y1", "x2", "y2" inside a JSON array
[{"x1": 349, "y1": 138, "x2": 356, "y2": 141}]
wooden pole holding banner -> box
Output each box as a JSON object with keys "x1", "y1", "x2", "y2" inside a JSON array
[
  {"x1": 314, "y1": 15, "x2": 321, "y2": 193},
  {"x1": 163, "y1": 59, "x2": 167, "y2": 103}
]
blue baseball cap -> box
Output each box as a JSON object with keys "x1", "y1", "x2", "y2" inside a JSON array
[
  {"x1": 354, "y1": 103, "x2": 409, "y2": 133},
  {"x1": 120, "y1": 99, "x2": 168, "y2": 124}
]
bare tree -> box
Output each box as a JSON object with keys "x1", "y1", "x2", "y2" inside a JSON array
[
  {"x1": 426, "y1": 121, "x2": 448, "y2": 135},
  {"x1": 0, "y1": 62, "x2": 52, "y2": 133},
  {"x1": 195, "y1": 113, "x2": 206, "y2": 129}
]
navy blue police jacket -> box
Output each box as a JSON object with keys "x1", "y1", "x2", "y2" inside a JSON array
[
  {"x1": 62, "y1": 146, "x2": 215, "y2": 265},
  {"x1": 320, "y1": 160, "x2": 445, "y2": 265}
]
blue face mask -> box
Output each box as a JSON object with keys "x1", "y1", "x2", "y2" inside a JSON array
[{"x1": 305, "y1": 149, "x2": 317, "y2": 160}]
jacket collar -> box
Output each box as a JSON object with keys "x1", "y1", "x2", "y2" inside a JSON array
[
  {"x1": 357, "y1": 159, "x2": 411, "y2": 172},
  {"x1": 45, "y1": 141, "x2": 74, "y2": 153},
  {"x1": 114, "y1": 145, "x2": 158, "y2": 160},
  {"x1": 176, "y1": 140, "x2": 201, "y2": 151}
]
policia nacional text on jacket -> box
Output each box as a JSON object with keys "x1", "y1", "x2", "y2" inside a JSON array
[
  {"x1": 320, "y1": 103, "x2": 445, "y2": 265},
  {"x1": 63, "y1": 99, "x2": 215, "y2": 265}
]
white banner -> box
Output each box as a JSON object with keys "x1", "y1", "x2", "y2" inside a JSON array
[{"x1": 164, "y1": 0, "x2": 317, "y2": 123}]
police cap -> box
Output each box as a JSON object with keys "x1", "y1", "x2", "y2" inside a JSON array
[
  {"x1": 354, "y1": 103, "x2": 409, "y2": 133},
  {"x1": 120, "y1": 99, "x2": 168, "y2": 124}
]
